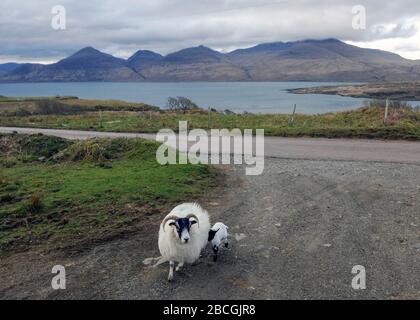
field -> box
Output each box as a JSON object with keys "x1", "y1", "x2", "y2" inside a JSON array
[
  {"x1": 0, "y1": 96, "x2": 419, "y2": 140},
  {"x1": 0, "y1": 95, "x2": 158, "y2": 115},
  {"x1": 0, "y1": 133, "x2": 217, "y2": 254}
]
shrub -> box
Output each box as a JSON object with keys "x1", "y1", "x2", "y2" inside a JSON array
[
  {"x1": 364, "y1": 99, "x2": 412, "y2": 109},
  {"x1": 0, "y1": 135, "x2": 20, "y2": 156},
  {"x1": 18, "y1": 134, "x2": 72, "y2": 158},
  {"x1": 27, "y1": 191, "x2": 44, "y2": 213},
  {"x1": 55, "y1": 138, "x2": 135, "y2": 163},
  {"x1": 36, "y1": 99, "x2": 85, "y2": 115},
  {"x1": 166, "y1": 96, "x2": 200, "y2": 114}
]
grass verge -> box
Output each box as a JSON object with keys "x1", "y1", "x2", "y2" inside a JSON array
[
  {"x1": 1, "y1": 105, "x2": 419, "y2": 140},
  {"x1": 0, "y1": 133, "x2": 217, "y2": 254},
  {"x1": 0, "y1": 96, "x2": 419, "y2": 140}
]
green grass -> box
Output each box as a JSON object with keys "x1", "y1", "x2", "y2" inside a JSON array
[
  {"x1": 0, "y1": 96, "x2": 158, "y2": 115},
  {"x1": 1, "y1": 105, "x2": 419, "y2": 140},
  {"x1": 0, "y1": 134, "x2": 217, "y2": 253}
]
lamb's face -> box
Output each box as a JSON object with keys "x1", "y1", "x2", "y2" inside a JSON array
[{"x1": 169, "y1": 217, "x2": 197, "y2": 244}]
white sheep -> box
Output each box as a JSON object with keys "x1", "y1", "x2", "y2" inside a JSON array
[
  {"x1": 208, "y1": 222, "x2": 229, "y2": 261},
  {"x1": 154, "y1": 202, "x2": 210, "y2": 281}
]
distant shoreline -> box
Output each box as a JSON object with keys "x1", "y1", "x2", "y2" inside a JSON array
[
  {"x1": 288, "y1": 82, "x2": 420, "y2": 101},
  {"x1": 0, "y1": 81, "x2": 365, "y2": 114}
]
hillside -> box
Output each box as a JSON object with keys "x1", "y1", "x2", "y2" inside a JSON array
[
  {"x1": 2, "y1": 47, "x2": 143, "y2": 82},
  {"x1": 2, "y1": 39, "x2": 420, "y2": 82}
]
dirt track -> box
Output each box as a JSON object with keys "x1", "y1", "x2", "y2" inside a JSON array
[{"x1": 0, "y1": 128, "x2": 419, "y2": 299}]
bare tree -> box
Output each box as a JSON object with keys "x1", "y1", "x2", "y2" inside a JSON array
[
  {"x1": 166, "y1": 96, "x2": 199, "y2": 114},
  {"x1": 177, "y1": 96, "x2": 199, "y2": 114},
  {"x1": 166, "y1": 97, "x2": 179, "y2": 111}
]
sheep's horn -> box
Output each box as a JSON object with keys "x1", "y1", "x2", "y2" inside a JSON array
[
  {"x1": 186, "y1": 214, "x2": 199, "y2": 228},
  {"x1": 162, "y1": 215, "x2": 178, "y2": 232}
]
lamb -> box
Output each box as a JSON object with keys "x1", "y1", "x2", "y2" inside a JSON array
[
  {"x1": 208, "y1": 222, "x2": 229, "y2": 261},
  {"x1": 155, "y1": 202, "x2": 210, "y2": 281}
]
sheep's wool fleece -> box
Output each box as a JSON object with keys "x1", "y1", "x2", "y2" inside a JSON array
[{"x1": 159, "y1": 203, "x2": 210, "y2": 264}]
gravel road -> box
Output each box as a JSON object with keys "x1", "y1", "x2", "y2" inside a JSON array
[
  {"x1": 1, "y1": 127, "x2": 419, "y2": 163},
  {"x1": 0, "y1": 127, "x2": 419, "y2": 299}
]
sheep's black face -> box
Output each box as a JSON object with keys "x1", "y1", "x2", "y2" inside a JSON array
[{"x1": 170, "y1": 218, "x2": 197, "y2": 243}]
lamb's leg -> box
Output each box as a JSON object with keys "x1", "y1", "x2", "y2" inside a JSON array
[
  {"x1": 168, "y1": 261, "x2": 174, "y2": 281},
  {"x1": 213, "y1": 248, "x2": 218, "y2": 262},
  {"x1": 176, "y1": 262, "x2": 184, "y2": 271}
]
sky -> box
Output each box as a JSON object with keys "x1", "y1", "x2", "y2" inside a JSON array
[{"x1": 0, "y1": 0, "x2": 419, "y2": 63}]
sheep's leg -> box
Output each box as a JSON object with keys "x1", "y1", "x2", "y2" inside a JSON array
[
  {"x1": 168, "y1": 261, "x2": 174, "y2": 281},
  {"x1": 175, "y1": 262, "x2": 184, "y2": 272},
  {"x1": 153, "y1": 256, "x2": 168, "y2": 268}
]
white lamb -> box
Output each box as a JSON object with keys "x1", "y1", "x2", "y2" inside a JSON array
[
  {"x1": 208, "y1": 222, "x2": 229, "y2": 261},
  {"x1": 155, "y1": 203, "x2": 210, "y2": 281}
]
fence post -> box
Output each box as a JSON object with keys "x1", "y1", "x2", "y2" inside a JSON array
[
  {"x1": 99, "y1": 109, "x2": 103, "y2": 128},
  {"x1": 289, "y1": 104, "x2": 297, "y2": 124},
  {"x1": 208, "y1": 107, "x2": 211, "y2": 129},
  {"x1": 384, "y1": 98, "x2": 389, "y2": 124}
]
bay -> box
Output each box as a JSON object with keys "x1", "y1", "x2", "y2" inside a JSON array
[{"x1": 0, "y1": 81, "x2": 374, "y2": 114}]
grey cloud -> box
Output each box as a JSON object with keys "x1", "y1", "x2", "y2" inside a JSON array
[{"x1": 0, "y1": 0, "x2": 420, "y2": 62}]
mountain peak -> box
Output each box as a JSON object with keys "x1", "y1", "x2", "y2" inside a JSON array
[
  {"x1": 176, "y1": 45, "x2": 220, "y2": 54},
  {"x1": 229, "y1": 41, "x2": 289, "y2": 55},
  {"x1": 164, "y1": 45, "x2": 222, "y2": 63},
  {"x1": 71, "y1": 46, "x2": 103, "y2": 57},
  {"x1": 301, "y1": 38, "x2": 343, "y2": 44},
  {"x1": 128, "y1": 50, "x2": 163, "y2": 61},
  {"x1": 53, "y1": 46, "x2": 126, "y2": 70}
]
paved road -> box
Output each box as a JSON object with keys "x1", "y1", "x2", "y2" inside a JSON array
[
  {"x1": 0, "y1": 127, "x2": 419, "y2": 299},
  {"x1": 1, "y1": 126, "x2": 420, "y2": 163}
]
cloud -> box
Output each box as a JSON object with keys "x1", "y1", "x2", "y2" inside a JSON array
[{"x1": 1, "y1": 0, "x2": 420, "y2": 62}]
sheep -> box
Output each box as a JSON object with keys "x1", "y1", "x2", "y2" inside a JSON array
[
  {"x1": 208, "y1": 222, "x2": 229, "y2": 261},
  {"x1": 154, "y1": 202, "x2": 210, "y2": 281}
]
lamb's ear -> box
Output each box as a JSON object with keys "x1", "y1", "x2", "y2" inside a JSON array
[{"x1": 208, "y1": 229, "x2": 217, "y2": 241}]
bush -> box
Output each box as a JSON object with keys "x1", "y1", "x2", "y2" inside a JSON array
[
  {"x1": 27, "y1": 191, "x2": 44, "y2": 213},
  {"x1": 166, "y1": 96, "x2": 200, "y2": 114},
  {"x1": 55, "y1": 138, "x2": 135, "y2": 163},
  {"x1": 36, "y1": 100, "x2": 85, "y2": 115},
  {"x1": 364, "y1": 99, "x2": 412, "y2": 109},
  {"x1": 0, "y1": 135, "x2": 20, "y2": 156},
  {"x1": 18, "y1": 134, "x2": 72, "y2": 158}
]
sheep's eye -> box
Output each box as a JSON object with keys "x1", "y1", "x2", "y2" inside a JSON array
[
  {"x1": 169, "y1": 222, "x2": 176, "y2": 227},
  {"x1": 190, "y1": 220, "x2": 197, "y2": 225}
]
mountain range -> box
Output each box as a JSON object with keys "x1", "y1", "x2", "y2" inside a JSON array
[{"x1": 2, "y1": 39, "x2": 420, "y2": 82}]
